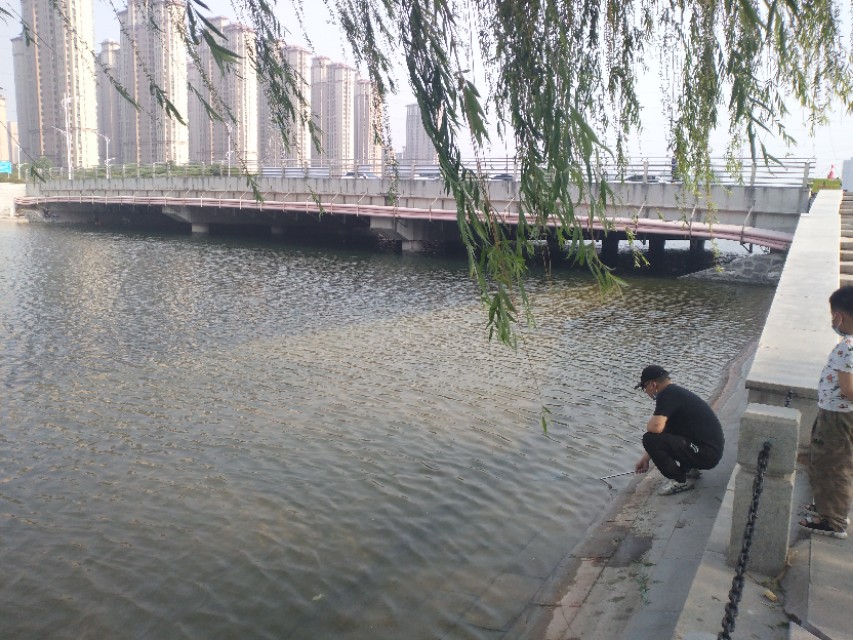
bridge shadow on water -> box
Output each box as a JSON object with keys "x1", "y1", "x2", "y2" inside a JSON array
[{"x1": 53, "y1": 208, "x2": 751, "y2": 281}]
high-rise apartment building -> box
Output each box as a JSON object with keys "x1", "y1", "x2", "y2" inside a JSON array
[
  {"x1": 188, "y1": 17, "x2": 258, "y2": 167},
  {"x1": 218, "y1": 22, "x2": 258, "y2": 167},
  {"x1": 353, "y1": 79, "x2": 383, "y2": 173},
  {"x1": 257, "y1": 44, "x2": 312, "y2": 167},
  {"x1": 309, "y1": 56, "x2": 330, "y2": 167},
  {"x1": 404, "y1": 103, "x2": 438, "y2": 164},
  {"x1": 12, "y1": 0, "x2": 99, "y2": 169},
  {"x1": 188, "y1": 16, "x2": 229, "y2": 164},
  {"x1": 326, "y1": 63, "x2": 355, "y2": 169},
  {"x1": 97, "y1": 40, "x2": 123, "y2": 164},
  {"x1": 311, "y1": 57, "x2": 355, "y2": 169},
  {"x1": 118, "y1": 0, "x2": 189, "y2": 165}
]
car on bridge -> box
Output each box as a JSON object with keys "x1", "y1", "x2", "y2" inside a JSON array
[{"x1": 343, "y1": 171, "x2": 380, "y2": 179}]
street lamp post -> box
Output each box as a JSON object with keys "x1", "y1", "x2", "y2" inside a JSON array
[
  {"x1": 97, "y1": 133, "x2": 111, "y2": 178},
  {"x1": 61, "y1": 93, "x2": 73, "y2": 180},
  {"x1": 225, "y1": 123, "x2": 233, "y2": 177},
  {"x1": 52, "y1": 126, "x2": 71, "y2": 180}
]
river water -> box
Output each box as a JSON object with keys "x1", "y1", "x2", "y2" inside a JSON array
[{"x1": 0, "y1": 223, "x2": 774, "y2": 639}]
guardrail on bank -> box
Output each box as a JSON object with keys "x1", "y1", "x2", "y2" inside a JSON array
[{"x1": 12, "y1": 156, "x2": 815, "y2": 188}]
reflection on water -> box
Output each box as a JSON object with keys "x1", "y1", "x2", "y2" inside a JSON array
[{"x1": 0, "y1": 224, "x2": 773, "y2": 639}]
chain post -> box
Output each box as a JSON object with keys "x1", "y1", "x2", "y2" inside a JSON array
[{"x1": 718, "y1": 441, "x2": 772, "y2": 640}]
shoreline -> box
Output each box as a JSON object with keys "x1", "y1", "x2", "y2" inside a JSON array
[{"x1": 510, "y1": 338, "x2": 759, "y2": 639}]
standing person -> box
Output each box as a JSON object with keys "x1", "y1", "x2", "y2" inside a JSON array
[
  {"x1": 634, "y1": 365, "x2": 725, "y2": 495},
  {"x1": 799, "y1": 286, "x2": 853, "y2": 540}
]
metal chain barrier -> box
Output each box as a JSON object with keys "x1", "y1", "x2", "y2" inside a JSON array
[{"x1": 718, "y1": 440, "x2": 773, "y2": 640}]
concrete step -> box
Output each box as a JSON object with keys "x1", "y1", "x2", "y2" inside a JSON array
[
  {"x1": 841, "y1": 239, "x2": 853, "y2": 251},
  {"x1": 841, "y1": 274, "x2": 853, "y2": 286},
  {"x1": 841, "y1": 251, "x2": 853, "y2": 262},
  {"x1": 841, "y1": 262, "x2": 853, "y2": 275},
  {"x1": 788, "y1": 621, "x2": 821, "y2": 639}
]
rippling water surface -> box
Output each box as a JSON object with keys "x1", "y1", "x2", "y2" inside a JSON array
[{"x1": 0, "y1": 223, "x2": 774, "y2": 639}]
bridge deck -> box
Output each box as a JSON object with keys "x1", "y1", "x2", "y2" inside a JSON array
[{"x1": 15, "y1": 192, "x2": 795, "y2": 250}]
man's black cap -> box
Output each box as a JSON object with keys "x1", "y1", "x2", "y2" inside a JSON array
[{"x1": 635, "y1": 365, "x2": 670, "y2": 389}]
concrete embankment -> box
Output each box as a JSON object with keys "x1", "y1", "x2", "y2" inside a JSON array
[
  {"x1": 683, "y1": 252, "x2": 788, "y2": 285},
  {"x1": 0, "y1": 183, "x2": 27, "y2": 219}
]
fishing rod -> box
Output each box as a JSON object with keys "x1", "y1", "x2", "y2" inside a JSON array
[
  {"x1": 598, "y1": 470, "x2": 635, "y2": 489},
  {"x1": 599, "y1": 471, "x2": 635, "y2": 481}
]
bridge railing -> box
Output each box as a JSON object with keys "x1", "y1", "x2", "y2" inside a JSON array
[{"x1": 15, "y1": 156, "x2": 814, "y2": 188}]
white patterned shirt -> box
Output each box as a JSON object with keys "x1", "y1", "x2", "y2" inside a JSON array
[{"x1": 818, "y1": 336, "x2": 853, "y2": 411}]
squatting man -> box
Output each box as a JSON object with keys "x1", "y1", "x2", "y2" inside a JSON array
[{"x1": 633, "y1": 365, "x2": 725, "y2": 495}]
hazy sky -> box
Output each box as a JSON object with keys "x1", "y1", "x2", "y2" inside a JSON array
[{"x1": 0, "y1": 0, "x2": 849, "y2": 176}]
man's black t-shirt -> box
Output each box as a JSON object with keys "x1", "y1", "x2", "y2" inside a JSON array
[{"x1": 653, "y1": 384, "x2": 725, "y2": 457}]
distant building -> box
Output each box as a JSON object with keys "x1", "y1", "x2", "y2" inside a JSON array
[
  {"x1": 257, "y1": 44, "x2": 313, "y2": 167},
  {"x1": 404, "y1": 103, "x2": 438, "y2": 165},
  {"x1": 311, "y1": 57, "x2": 355, "y2": 170},
  {"x1": 353, "y1": 79, "x2": 383, "y2": 173},
  {"x1": 326, "y1": 63, "x2": 355, "y2": 170},
  {"x1": 187, "y1": 16, "x2": 226, "y2": 164},
  {"x1": 118, "y1": 0, "x2": 189, "y2": 165},
  {"x1": 188, "y1": 18, "x2": 258, "y2": 167},
  {"x1": 310, "y1": 56, "x2": 330, "y2": 167},
  {"x1": 13, "y1": 0, "x2": 99, "y2": 168},
  {"x1": 97, "y1": 40, "x2": 123, "y2": 164},
  {"x1": 221, "y1": 23, "x2": 258, "y2": 167}
]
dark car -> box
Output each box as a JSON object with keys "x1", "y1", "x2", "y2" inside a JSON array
[
  {"x1": 343, "y1": 171, "x2": 380, "y2": 179},
  {"x1": 490, "y1": 173, "x2": 515, "y2": 181}
]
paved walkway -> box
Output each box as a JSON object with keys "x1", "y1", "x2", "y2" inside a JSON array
[{"x1": 511, "y1": 344, "x2": 853, "y2": 640}]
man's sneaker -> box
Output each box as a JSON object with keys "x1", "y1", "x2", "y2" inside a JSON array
[
  {"x1": 799, "y1": 517, "x2": 848, "y2": 540},
  {"x1": 658, "y1": 478, "x2": 696, "y2": 496},
  {"x1": 685, "y1": 468, "x2": 702, "y2": 480},
  {"x1": 800, "y1": 503, "x2": 850, "y2": 525}
]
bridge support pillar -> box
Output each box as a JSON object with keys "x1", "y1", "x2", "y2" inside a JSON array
[
  {"x1": 649, "y1": 236, "x2": 666, "y2": 265},
  {"x1": 600, "y1": 234, "x2": 619, "y2": 266},
  {"x1": 689, "y1": 238, "x2": 705, "y2": 257},
  {"x1": 191, "y1": 223, "x2": 210, "y2": 234},
  {"x1": 370, "y1": 217, "x2": 453, "y2": 253}
]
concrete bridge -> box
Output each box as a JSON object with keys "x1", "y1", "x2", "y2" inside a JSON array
[{"x1": 14, "y1": 171, "x2": 809, "y2": 256}]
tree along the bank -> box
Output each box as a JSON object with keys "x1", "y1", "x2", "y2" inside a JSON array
[{"x1": 10, "y1": 0, "x2": 853, "y2": 345}]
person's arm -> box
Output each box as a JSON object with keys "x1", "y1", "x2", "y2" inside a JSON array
[
  {"x1": 646, "y1": 415, "x2": 667, "y2": 433},
  {"x1": 839, "y1": 371, "x2": 853, "y2": 399}
]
